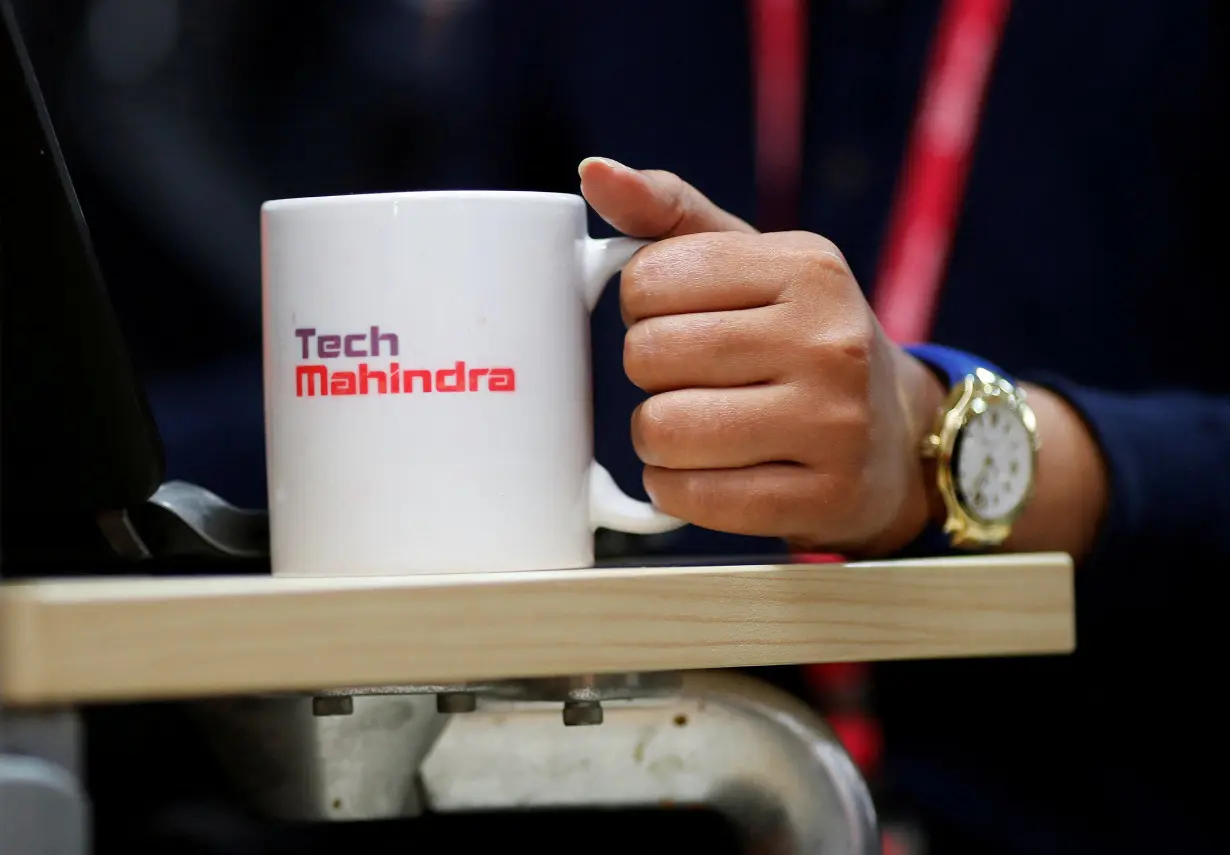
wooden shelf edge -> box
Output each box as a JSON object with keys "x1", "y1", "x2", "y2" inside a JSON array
[{"x1": 1, "y1": 552, "x2": 1074, "y2": 706}]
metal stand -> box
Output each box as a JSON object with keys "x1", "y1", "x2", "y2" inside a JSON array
[
  {"x1": 0, "y1": 707, "x2": 89, "y2": 855},
  {"x1": 2, "y1": 481, "x2": 882, "y2": 854},
  {"x1": 193, "y1": 671, "x2": 879, "y2": 854}
]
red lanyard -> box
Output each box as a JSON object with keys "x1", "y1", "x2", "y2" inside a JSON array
[
  {"x1": 753, "y1": 2, "x2": 1013, "y2": 777},
  {"x1": 750, "y1": 0, "x2": 809, "y2": 234},
  {"x1": 751, "y1": 0, "x2": 1011, "y2": 343}
]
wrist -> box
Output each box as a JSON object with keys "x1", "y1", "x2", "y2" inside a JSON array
[{"x1": 862, "y1": 351, "x2": 948, "y2": 557}]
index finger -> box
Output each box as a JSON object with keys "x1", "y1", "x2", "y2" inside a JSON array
[{"x1": 620, "y1": 231, "x2": 792, "y2": 323}]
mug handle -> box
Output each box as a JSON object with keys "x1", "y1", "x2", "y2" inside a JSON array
[{"x1": 582, "y1": 236, "x2": 686, "y2": 535}]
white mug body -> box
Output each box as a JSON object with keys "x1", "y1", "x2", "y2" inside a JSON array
[{"x1": 263, "y1": 191, "x2": 621, "y2": 576}]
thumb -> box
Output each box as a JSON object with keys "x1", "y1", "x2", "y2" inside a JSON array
[{"x1": 578, "y1": 157, "x2": 758, "y2": 238}]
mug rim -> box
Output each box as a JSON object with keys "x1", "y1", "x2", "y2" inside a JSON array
[{"x1": 261, "y1": 189, "x2": 584, "y2": 213}]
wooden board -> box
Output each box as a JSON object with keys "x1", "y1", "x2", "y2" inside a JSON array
[{"x1": 0, "y1": 553, "x2": 1074, "y2": 707}]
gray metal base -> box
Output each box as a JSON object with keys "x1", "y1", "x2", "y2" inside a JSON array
[
  {"x1": 2, "y1": 676, "x2": 879, "y2": 855},
  {"x1": 193, "y1": 670, "x2": 880, "y2": 854},
  {"x1": 0, "y1": 708, "x2": 89, "y2": 855}
]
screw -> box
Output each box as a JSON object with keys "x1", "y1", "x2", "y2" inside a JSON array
[
  {"x1": 562, "y1": 700, "x2": 603, "y2": 726},
  {"x1": 312, "y1": 696, "x2": 354, "y2": 717},
  {"x1": 436, "y1": 692, "x2": 477, "y2": 714}
]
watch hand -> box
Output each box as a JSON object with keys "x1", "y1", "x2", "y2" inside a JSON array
[{"x1": 972, "y1": 458, "x2": 994, "y2": 501}]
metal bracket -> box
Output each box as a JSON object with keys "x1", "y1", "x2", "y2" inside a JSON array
[
  {"x1": 136, "y1": 480, "x2": 270, "y2": 559},
  {"x1": 96, "y1": 509, "x2": 152, "y2": 559},
  {"x1": 192, "y1": 671, "x2": 879, "y2": 853},
  {"x1": 307, "y1": 671, "x2": 684, "y2": 725}
]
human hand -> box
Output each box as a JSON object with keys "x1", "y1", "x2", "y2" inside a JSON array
[{"x1": 578, "y1": 156, "x2": 946, "y2": 556}]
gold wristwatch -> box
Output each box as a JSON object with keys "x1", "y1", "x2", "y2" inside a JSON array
[{"x1": 910, "y1": 345, "x2": 1041, "y2": 549}]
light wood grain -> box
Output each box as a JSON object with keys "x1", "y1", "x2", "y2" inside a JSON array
[{"x1": 0, "y1": 553, "x2": 1073, "y2": 706}]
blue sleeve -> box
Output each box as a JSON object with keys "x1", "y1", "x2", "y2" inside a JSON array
[{"x1": 1026, "y1": 376, "x2": 1230, "y2": 615}]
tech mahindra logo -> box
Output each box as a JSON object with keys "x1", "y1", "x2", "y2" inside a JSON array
[{"x1": 293, "y1": 326, "x2": 516, "y2": 397}]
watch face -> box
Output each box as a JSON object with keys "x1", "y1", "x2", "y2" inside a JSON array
[{"x1": 953, "y1": 402, "x2": 1033, "y2": 522}]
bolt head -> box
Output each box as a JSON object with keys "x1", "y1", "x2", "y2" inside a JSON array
[
  {"x1": 436, "y1": 692, "x2": 478, "y2": 714},
  {"x1": 312, "y1": 696, "x2": 354, "y2": 717},
  {"x1": 562, "y1": 700, "x2": 603, "y2": 726}
]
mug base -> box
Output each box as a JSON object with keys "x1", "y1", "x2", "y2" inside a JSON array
[{"x1": 269, "y1": 555, "x2": 599, "y2": 578}]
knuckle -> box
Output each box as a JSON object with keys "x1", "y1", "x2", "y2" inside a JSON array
[
  {"x1": 642, "y1": 168, "x2": 682, "y2": 184},
  {"x1": 796, "y1": 330, "x2": 836, "y2": 366},
  {"x1": 672, "y1": 472, "x2": 726, "y2": 521},
  {"x1": 839, "y1": 318, "x2": 877, "y2": 367},
  {"x1": 797, "y1": 317, "x2": 877, "y2": 384},
  {"x1": 619, "y1": 238, "x2": 690, "y2": 319},
  {"x1": 642, "y1": 169, "x2": 689, "y2": 217},
  {"x1": 794, "y1": 397, "x2": 873, "y2": 473},
  {"x1": 812, "y1": 467, "x2": 869, "y2": 522},
  {"x1": 644, "y1": 469, "x2": 723, "y2": 524},
  {"x1": 619, "y1": 247, "x2": 659, "y2": 321},
  {"x1": 781, "y1": 478, "x2": 836, "y2": 540},
  {"x1": 686, "y1": 313, "x2": 738, "y2": 360},
  {"x1": 798, "y1": 231, "x2": 850, "y2": 269},
  {"x1": 840, "y1": 324, "x2": 879, "y2": 405},
  {"x1": 630, "y1": 396, "x2": 685, "y2": 464},
  {"x1": 623, "y1": 235, "x2": 680, "y2": 277},
  {"x1": 797, "y1": 254, "x2": 844, "y2": 295},
  {"x1": 748, "y1": 482, "x2": 803, "y2": 530},
  {"x1": 842, "y1": 401, "x2": 876, "y2": 436},
  {"x1": 836, "y1": 333, "x2": 877, "y2": 399},
  {"x1": 783, "y1": 231, "x2": 849, "y2": 278},
  {"x1": 622, "y1": 322, "x2": 658, "y2": 388}
]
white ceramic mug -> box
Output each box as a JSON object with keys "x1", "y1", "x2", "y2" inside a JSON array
[{"x1": 261, "y1": 190, "x2": 684, "y2": 576}]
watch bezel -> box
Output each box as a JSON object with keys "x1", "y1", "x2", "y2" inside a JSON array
[{"x1": 922, "y1": 368, "x2": 1040, "y2": 547}]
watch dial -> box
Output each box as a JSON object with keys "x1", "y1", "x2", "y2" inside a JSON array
[{"x1": 954, "y1": 404, "x2": 1033, "y2": 521}]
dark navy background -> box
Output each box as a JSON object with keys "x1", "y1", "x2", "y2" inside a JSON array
[{"x1": 12, "y1": 1, "x2": 1229, "y2": 852}]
